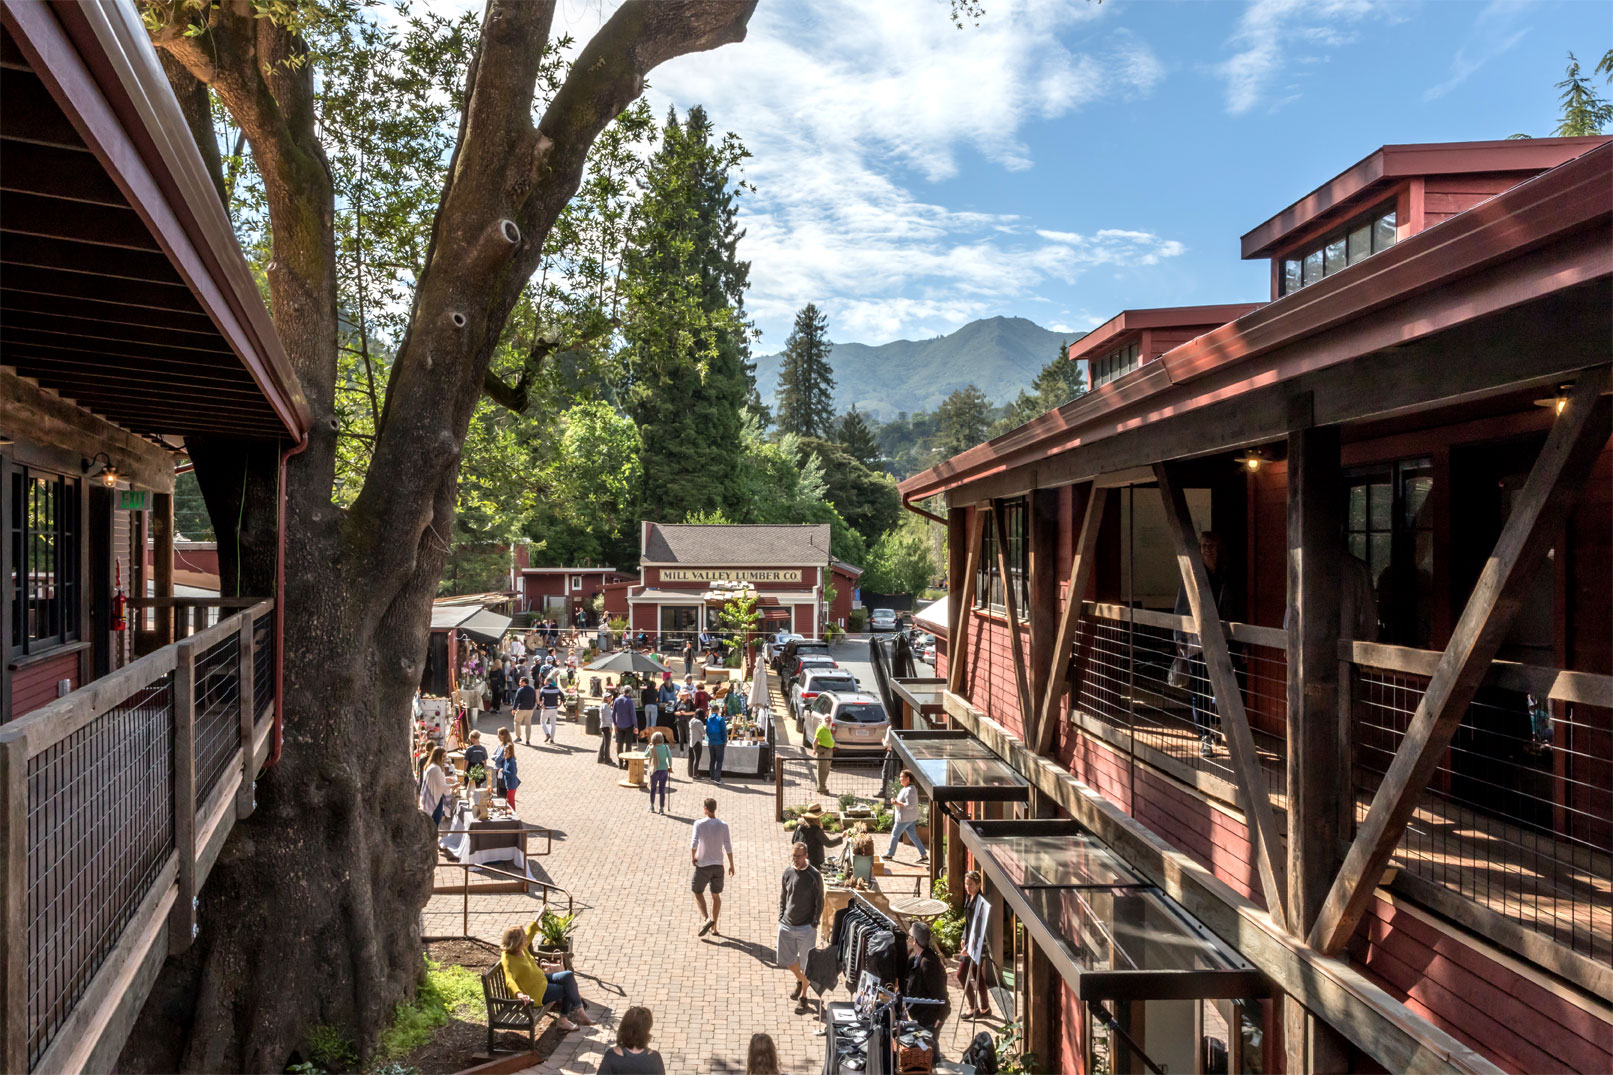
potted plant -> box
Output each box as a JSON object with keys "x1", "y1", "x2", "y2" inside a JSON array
[{"x1": 534, "y1": 909, "x2": 578, "y2": 970}]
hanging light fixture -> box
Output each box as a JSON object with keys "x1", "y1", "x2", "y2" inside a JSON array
[
  {"x1": 82, "y1": 452, "x2": 121, "y2": 487},
  {"x1": 1234, "y1": 448, "x2": 1266, "y2": 473},
  {"x1": 1533, "y1": 384, "x2": 1571, "y2": 416}
]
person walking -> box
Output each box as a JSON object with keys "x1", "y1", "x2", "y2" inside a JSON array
[
  {"x1": 418, "y1": 746, "x2": 450, "y2": 827},
  {"x1": 958, "y1": 869, "x2": 993, "y2": 1019},
  {"x1": 746, "y1": 1034, "x2": 781, "y2": 1075},
  {"x1": 705, "y1": 705, "x2": 729, "y2": 785},
  {"x1": 812, "y1": 716, "x2": 836, "y2": 795},
  {"x1": 778, "y1": 841, "x2": 824, "y2": 1015},
  {"x1": 887, "y1": 769, "x2": 928, "y2": 863},
  {"x1": 690, "y1": 797, "x2": 735, "y2": 936},
  {"x1": 646, "y1": 731, "x2": 672, "y2": 813},
  {"x1": 500, "y1": 920, "x2": 596, "y2": 1033},
  {"x1": 596, "y1": 689, "x2": 615, "y2": 766},
  {"x1": 612, "y1": 685, "x2": 638, "y2": 768},
  {"x1": 596, "y1": 1006, "x2": 664, "y2": 1074},
  {"x1": 682, "y1": 692, "x2": 705, "y2": 777},
  {"x1": 791, "y1": 804, "x2": 843, "y2": 868},
  {"x1": 511, "y1": 676, "x2": 537, "y2": 745},
  {"x1": 538, "y1": 675, "x2": 563, "y2": 744}
]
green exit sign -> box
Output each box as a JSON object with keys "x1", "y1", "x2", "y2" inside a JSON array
[{"x1": 118, "y1": 489, "x2": 149, "y2": 512}]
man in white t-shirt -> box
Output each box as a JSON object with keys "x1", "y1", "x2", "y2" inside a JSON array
[
  {"x1": 508, "y1": 635, "x2": 525, "y2": 660},
  {"x1": 690, "y1": 797, "x2": 736, "y2": 937}
]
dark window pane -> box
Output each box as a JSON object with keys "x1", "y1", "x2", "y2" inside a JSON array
[
  {"x1": 1373, "y1": 212, "x2": 1397, "y2": 251},
  {"x1": 1283, "y1": 259, "x2": 1302, "y2": 294},
  {"x1": 1348, "y1": 485, "x2": 1368, "y2": 531},
  {"x1": 1324, "y1": 238, "x2": 1347, "y2": 275},
  {"x1": 1348, "y1": 533, "x2": 1367, "y2": 563},
  {"x1": 1368, "y1": 482, "x2": 1392, "y2": 531},
  {"x1": 1368, "y1": 533, "x2": 1392, "y2": 580},
  {"x1": 1403, "y1": 473, "x2": 1434, "y2": 529},
  {"x1": 1347, "y1": 225, "x2": 1371, "y2": 263},
  {"x1": 1303, "y1": 249, "x2": 1323, "y2": 286}
]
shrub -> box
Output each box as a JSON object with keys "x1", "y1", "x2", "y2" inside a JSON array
[
  {"x1": 305, "y1": 1025, "x2": 356, "y2": 1072},
  {"x1": 377, "y1": 958, "x2": 482, "y2": 1060},
  {"x1": 848, "y1": 608, "x2": 867, "y2": 632}
]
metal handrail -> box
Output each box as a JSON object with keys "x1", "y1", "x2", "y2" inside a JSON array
[{"x1": 427, "y1": 861, "x2": 575, "y2": 942}]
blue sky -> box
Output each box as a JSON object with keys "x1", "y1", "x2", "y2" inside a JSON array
[{"x1": 550, "y1": 0, "x2": 1610, "y2": 350}]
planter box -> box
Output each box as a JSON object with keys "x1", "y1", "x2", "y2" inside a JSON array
[{"x1": 534, "y1": 944, "x2": 573, "y2": 971}]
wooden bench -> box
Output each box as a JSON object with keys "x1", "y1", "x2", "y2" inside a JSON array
[{"x1": 480, "y1": 966, "x2": 557, "y2": 1054}]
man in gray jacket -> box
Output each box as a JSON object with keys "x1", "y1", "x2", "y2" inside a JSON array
[{"x1": 777, "y1": 841, "x2": 823, "y2": 1014}]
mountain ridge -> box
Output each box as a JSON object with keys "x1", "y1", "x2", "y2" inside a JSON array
[{"x1": 754, "y1": 315, "x2": 1083, "y2": 421}]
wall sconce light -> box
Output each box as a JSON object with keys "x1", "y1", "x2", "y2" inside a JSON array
[
  {"x1": 1532, "y1": 384, "x2": 1571, "y2": 416},
  {"x1": 82, "y1": 452, "x2": 121, "y2": 487},
  {"x1": 1234, "y1": 448, "x2": 1266, "y2": 473}
]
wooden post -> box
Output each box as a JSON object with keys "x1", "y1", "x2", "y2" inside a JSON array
[
  {"x1": 1034, "y1": 485, "x2": 1108, "y2": 755},
  {"x1": 1, "y1": 737, "x2": 28, "y2": 1075},
  {"x1": 1155, "y1": 461, "x2": 1288, "y2": 930},
  {"x1": 237, "y1": 614, "x2": 256, "y2": 820},
  {"x1": 992, "y1": 504, "x2": 1035, "y2": 740},
  {"x1": 152, "y1": 492, "x2": 174, "y2": 646},
  {"x1": 774, "y1": 760, "x2": 784, "y2": 824},
  {"x1": 1310, "y1": 367, "x2": 1611, "y2": 954},
  {"x1": 947, "y1": 512, "x2": 985, "y2": 697},
  {"x1": 1283, "y1": 419, "x2": 1351, "y2": 1073},
  {"x1": 945, "y1": 807, "x2": 966, "y2": 911},
  {"x1": 1028, "y1": 489, "x2": 1061, "y2": 754},
  {"x1": 169, "y1": 637, "x2": 198, "y2": 955}
]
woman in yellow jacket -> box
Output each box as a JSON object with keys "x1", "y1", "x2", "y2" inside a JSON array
[{"x1": 500, "y1": 920, "x2": 597, "y2": 1032}]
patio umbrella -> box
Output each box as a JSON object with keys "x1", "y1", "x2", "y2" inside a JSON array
[{"x1": 584, "y1": 650, "x2": 671, "y2": 677}]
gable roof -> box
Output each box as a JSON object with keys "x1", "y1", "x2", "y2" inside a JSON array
[{"x1": 643, "y1": 523, "x2": 832, "y2": 566}]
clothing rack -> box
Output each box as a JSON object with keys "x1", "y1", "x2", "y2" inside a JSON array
[{"x1": 851, "y1": 890, "x2": 900, "y2": 930}]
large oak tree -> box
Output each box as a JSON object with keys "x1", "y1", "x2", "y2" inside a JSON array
[{"x1": 125, "y1": 2, "x2": 754, "y2": 1069}]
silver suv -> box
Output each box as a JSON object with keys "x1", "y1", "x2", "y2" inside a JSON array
[{"x1": 804, "y1": 691, "x2": 889, "y2": 752}]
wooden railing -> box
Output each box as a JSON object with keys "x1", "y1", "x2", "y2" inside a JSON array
[
  {"x1": 127, "y1": 597, "x2": 260, "y2": 656},
  {"x1": 0, "y1": 600, "x2": 275, "y2": 1074}
]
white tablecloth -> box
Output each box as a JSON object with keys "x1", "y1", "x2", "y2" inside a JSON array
[
  {"x1": 697, "y1": 741, "x2": 765, "y2": 775},
  {"x1": 438, "y1": 803, "x2": 532, "y2": 873}
]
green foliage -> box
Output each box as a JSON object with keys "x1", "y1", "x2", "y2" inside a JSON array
[
  {"x1": 935, "y1": 385, "x2": 992, "y2": 457},
  {"x1": 836, "y1": 406, "x2": 882, "y2": 469},
  {"x1": 377, "y1": 959, "x2": 482, "y2": 1060},
  {"x1": 621, "y1": 106, "x2": 755, "y2": 523},
  {"x1": 535, "y1": 909, "x2": 579, "y2": 948},
  {"x1": 304, "y1": 1024, "x2": 357, "y2": 1072},
  {"x1": 848, "y1": 608, "x2": 867, "y2": 632},
  {"x1": 717, "y1": 590, "x2": 762, "y2": 638},
  {"x1": 523, "y1": 402, "x2": 645, "y2": 569},
  {"x1": 794, "y1": 437, "x2": 900, "y2": 548},
  {"x1": 995, "y1": 340, "x2": 1088, "y2": 435},
  {"x1": 173, "y1": 469, "x2": 214, "y2": 541},
  {"x1": 864, "y1": 514, "x2": 940, "y2": 596},
  {"x1": 932, "y1": 906, "x2": 965, "y2": 957},
  {"x1": 776, "y1": 303, "x2": 836, "y2": 438},
  {"x1": 994, "y1": 1020, "x2": 1039, "y2": 1075},
  {"x1": 1553, "y1": 50, "x2": 1613, "y2": 136}
]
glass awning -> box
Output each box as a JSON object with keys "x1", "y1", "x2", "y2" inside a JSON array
[
  {"x1": 890, "y1": 730, "x2": 1029, "y2": 803},
  {"x1": 961, "y1": 819, "x2": 1265, "y2": 1001},
  {"x1": 890, "y1": 678, "x2": 947, "y2": 715}
]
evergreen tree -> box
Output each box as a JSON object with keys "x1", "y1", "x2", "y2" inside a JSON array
[
  {"x1": 620, "y1": 106, "x2": 754, "y2": 522},
  {"x1": 1554, "y1": 51, "x2": 1613, "y2": 136},
  {"x1": 936, "y1": 384, "x2": 992, "y2": 456},
  {"x1": 837, "y1": 406, "x2": 882, "y2": 468},
  {"x1": 994, "y1": 340, "x2": 1088, "y2": 434},
  {"x1": 775, "y1": 302, "x2": 837, "y2": 438}
]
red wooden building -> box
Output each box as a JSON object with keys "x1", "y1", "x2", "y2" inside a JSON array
[
  {"x1": 0, "y1": 1, "x2": 310, "y2": 1070},
  {"x1": 899, "y1": 137, "x2": 1611, "y2": 1075}
]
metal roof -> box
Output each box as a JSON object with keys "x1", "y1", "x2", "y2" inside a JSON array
[{"x1": 642, "y1": 522, "x2": 831, "y2": 566}]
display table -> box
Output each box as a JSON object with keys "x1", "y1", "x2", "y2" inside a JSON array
[
  {"x1": 820, "y1": 882, "x2": 893, "y2": 942},
  {"x1": 438, "y1": 802, "x2": 529, "y2": 870},
  {"x1": 619, "y1": 750, "x2": 648, "y2": 788},
  {"x1": 887, "y1": 896, "x2": 949, "y2": 924},
  {"x1": 696, "y1": 741, "x2": 767, "y2": 776}
]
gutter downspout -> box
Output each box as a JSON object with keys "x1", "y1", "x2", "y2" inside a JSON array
[
  {"x1": 902, "y1": 490, "x2": 947, "y2": 526},
  {"x1": 267, "y1": 432, "x2": 310, "y2": 768}
]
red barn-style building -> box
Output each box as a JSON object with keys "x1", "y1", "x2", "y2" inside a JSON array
[
  {"x1": 900, "y1": 138, "x2": 1611, "y2": 1075},
  {"x1": 626, "y1": 522, "x2": 847, "y2": 640}
]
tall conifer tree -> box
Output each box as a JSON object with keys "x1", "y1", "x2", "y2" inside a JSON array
[
  {"x1": 837, "y1": 406, "x2": 882, "y2": 468},
  {"x1": 776, "y1": 302, "x2": 836, "y2": 438},
  {"x1": 620, "y1": 106, "x2": 754, "y2": 521}
]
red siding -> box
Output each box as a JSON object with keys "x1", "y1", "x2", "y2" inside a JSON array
[
  {"x1": 642, "y1": 565, "x2": 820, "y2": 589},
  {"x1": 961, "y1": 610, "x2": 1032, "y2": 739},
  {"x1": 1422, "y1": 172, "x2": 1525, "y2": 229},
  {"x1": 11, "y1": 651, "x2": 81, "y2": 718},
  {"x1": 1350, "y1": 897, "x2": 1613, "y2": 1074}
]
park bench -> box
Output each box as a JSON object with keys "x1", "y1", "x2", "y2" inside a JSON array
[{"x1": 480, "y1": 966, "x2": 557, "y2": 1054}]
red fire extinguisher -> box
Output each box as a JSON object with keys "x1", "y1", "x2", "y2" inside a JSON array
[{"x1": 112, "y1": 560, "x2": 127, "y2": 633}]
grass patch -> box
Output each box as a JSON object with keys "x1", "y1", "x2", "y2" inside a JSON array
[{"x1": 377, "y1": 958, "x2": 484, "y2": 1060}]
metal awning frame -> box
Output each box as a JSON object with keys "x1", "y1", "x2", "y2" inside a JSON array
[
  {"x1": 889, "y1": 678, "x2": 948, "y2": 716},
  {"x1": 960, "y1": 819, "x2": 1268, "y2": 1002},
  {"x1": 890, "y1": 729, "x2": 1029, "y2": 804}
]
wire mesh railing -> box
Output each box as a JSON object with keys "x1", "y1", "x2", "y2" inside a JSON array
[
  {"x1": 193, "y1": 630, "x2": 242, "y2": 809},
  {"x1": 775, "y1": 753, "x2": 897, "y2": 823},
  {"x1": 252, "y1": 607, "x2": 274, "y2": 723},
  {"x1": 25, "y1": 676, "x2": 175, "y2": 1069},
  {"x1": 1352, "y1": 658, "x2": 1612, "y2": 967}
]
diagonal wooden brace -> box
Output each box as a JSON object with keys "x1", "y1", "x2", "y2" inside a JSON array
[
  {"x1": 993, "y1": 503, "x2": 1036, "y2": 742},
  {"x1": 1032, "y1": 486, "x2": 1108, "y2": 756},
  {"x1": 948, "y1": 511, "x2": 987, "y2": 697},
  {"x1": 1309, "y1": 365, "x2": 1611, "y2": 954},
  {"x1": 1156, "y1": 461, "x2": 1289, "y2": 930}
]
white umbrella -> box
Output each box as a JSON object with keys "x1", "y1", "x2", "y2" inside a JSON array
[{"x1": 748, "y1": 663, "x2": 771, "y2": 736}]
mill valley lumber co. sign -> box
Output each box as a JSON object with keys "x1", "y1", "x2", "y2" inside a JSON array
[{"x1": 662, "y1": 568, "x2": 804, "y2": 583}]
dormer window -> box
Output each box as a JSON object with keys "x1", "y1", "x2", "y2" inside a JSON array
[
  {"x1": 1279, "y1": 201, "x2": 1397, "y2": 296},
  {"x1": 1091, "y1": 341, "x2": 1142, "y2": 388}
]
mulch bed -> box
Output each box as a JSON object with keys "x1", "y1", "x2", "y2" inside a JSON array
[{"x1": 389, "y1": 940, "x2": 563, "y2": 1075}]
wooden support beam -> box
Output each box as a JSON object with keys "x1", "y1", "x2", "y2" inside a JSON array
[
  {"x1": 991, "y1": 502, "x2": 1035, "y2": 740},
  {"x1": 1033, "y1": 485, "x2": 1107, "y2": 756},
  {"x1": 1309, "y1": 366, "x2": 1612, "y2": 954},
  {"x1": 152, "y1": 493, "x2": 174, "y2": 647},
  {"x1": 1027, "y1": 488, "x2": 1061, "y2": 742},
  {"x1": 169, "y1": 637, "x2": 197, "y2": 955},
  {"x1": 1, "y1": 737, "x2": 27, "y2": 1075},
  {"x1": 1154, "y1": 461, "x2": 1288, "y2": 930},
  {"x1": 947, "y1": 511, "x2": 985, "y2": 697},
  {"x1": 1282, "y1": 419, "x2": 1352, "y2": 1074}
]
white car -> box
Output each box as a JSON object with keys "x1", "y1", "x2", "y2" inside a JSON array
[
  {"x1": 791, "y1": 667, "x2": 860, "y2": 727},
  {"x1": 766, "y1": 631, "x2": 803, "y2": 662},
  {"x1": 911, "y1": 632, "x2": 935, "y2": 663},
  {"x1": 869, "y1": 608, "x2": 898, "y2": 632},
  {"x1": 803, "y1": 691, "x2": 890, "y2": 752}
]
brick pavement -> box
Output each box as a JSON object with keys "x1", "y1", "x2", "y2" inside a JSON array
[{"x1": 428, "y1": 676, "x2": 973, "y2": 1074}]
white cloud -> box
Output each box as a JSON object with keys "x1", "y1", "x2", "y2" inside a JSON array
[
  {"x1": 1423, "y1": 0, "x2": 1529, "y2": 101},
  {"x1": 1216, "y1": 0, "x2": 1395, "y2": 115},
  {"x1": 539, "y1": 0, "x2": 1179, "y2": 345}
]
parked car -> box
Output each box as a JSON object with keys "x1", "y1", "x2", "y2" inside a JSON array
[
  {"x1": 772, "y1": 637, "x2": 831, "y2": 677},
  {"x1": 785, "y1": 653, "x2": 839, "y2": 694},
  {"x1": 911, "y1": 632, "x2": 935, "y2": 663},
  {"x1": 804, "y1": 692, "x2": 890, "y2": 752},
  {"x1": 791, "y1": 668, "x2": 860, "y2": 727},
  {"x1": 869, "y1": 608, "x2": 898, "y2": 632}
]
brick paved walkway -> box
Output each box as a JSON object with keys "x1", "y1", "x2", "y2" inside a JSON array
[{"x1": 428, "y1": 677, "x2": 972, "y2": 1074}]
